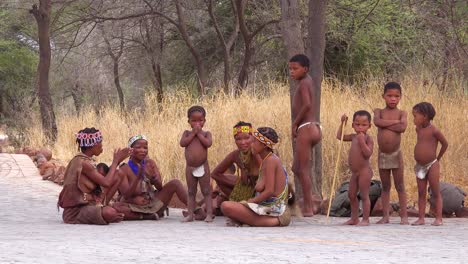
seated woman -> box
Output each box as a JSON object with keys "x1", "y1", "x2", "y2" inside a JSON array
[
  {"x1": 221, "y1": 127, "x2": 291, "y2": 227},
  {"x1": 58, "y1": 127, "x2": 130, "y2": 225},
  {"x1": 211, "y1": 121, "x2": 261, "y2": 214},
  {"x1": 114, "y1": 135, "x2": 188, "y2": 220}
]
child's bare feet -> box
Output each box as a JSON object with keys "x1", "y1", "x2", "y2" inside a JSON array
[
  {"x1": 376, "y1": 217, "x2": 389, "y2": 224},
  {"x1": 431, "y1": 219, "x2": 443, "y2": 226},
  {"x1": 400, "y1": 217, "x2": 409, "y2": 225},
  {"x1": 181, "y1": 215, "x2": 194, "y2": 222},
  {"x1": 204, "y1": 215, "x2": 214, "y2": 223},
  {"x1": 357, "y1": 219, "x2": 369, "y2": 226},
  {"x1": 302, "y1": 209, "x2": 314, "y2": 217},
  {"x1": 343, "y1": 218, "x2": 359, "y2": 225},
  {"x1": 225, "y1": 218, "x2": 241, "y2": 227},
  {"x1": 411, "y1": 218, "x2": 425, "y2": 225}
]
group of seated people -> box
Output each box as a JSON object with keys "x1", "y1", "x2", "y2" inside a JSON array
[
  {"x1": 58, "y1": 122, "x2": 293, "y2": 227},
  {"x1": 56, "y1": 121, "x2": 466, "y2": 227}
]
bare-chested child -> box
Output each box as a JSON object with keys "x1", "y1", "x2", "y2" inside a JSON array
[
  {"x1": 180, "y1": 105, "x2": 213, "y2": 222},
  {"x1": 373, "y1": 82, "x2": 409, "y2": 225},
  {"x1": 411, "y1": 102, "x2": 448, "y2": 226},
  {"x1": 289, "y1": 54, "x2": 322, "y2": 217},
  {"x1": 337, "y1": 111, "x2": 374, "y2": 226}
]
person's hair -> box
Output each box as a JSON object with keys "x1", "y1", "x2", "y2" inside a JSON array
[
  {"x1": 384, "y1": 82, "x2": 402, "y2": 94},
  {"x1": 289, "y1": 54, "x2": 310, "y2": 68},
  {"x1": 76, "y1": 127, "x2": 100, "y2": 152},
  {"x1": 233, "y1": 121, "x2": 252, "y2": 128},
  {"x1": 353, "y1": 110, "x2": 372, "y2": 123},
  {"x1": 257, "y1": 127, "x2": 279, "y2": 144},
  {"x1": 96, "y1": 163, "x2": 110, "y2": 175},
  {"x1": 413, "y1": 102, "x2": 436, "y2": 120},
  {"x1": 187, "y1": 105, "x2": 206, "y2": 118}
]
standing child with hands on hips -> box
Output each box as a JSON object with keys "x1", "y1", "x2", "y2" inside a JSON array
[
  {"x1": 180, "y1": 106, "x2": 213, "y2": 222},
  {"x1": 337, "y1": 111, "x2": 374, "y2": 226},
  {"x1": 411, "y1": 102, "x2": 448, "y2": 226}
]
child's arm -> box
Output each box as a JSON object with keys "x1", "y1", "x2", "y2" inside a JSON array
[
  {"x1": 357, "y1": 133, "x2": 373, "y2": 159},
  {"x1": 179, "y1": 130, "x2": 196, "y2": 147},
  {"x1": 385, "y1": 111, "x2": 408, "y2": 133},
  {"x1": 197, "y1": 131, "x2": 212, "y2": 148},
  {"x1": 292, "y1": 82, "x2": 313, "y2": 137},
  {"x1": 336, "y1": 114, "x2": 353, "y2": 141},
  {"x1": 373, "y1": 109, "x2": 400, "y2": 128},
  {"x1": 434, "y1": 128, "x2": 448, "y2": 161}
]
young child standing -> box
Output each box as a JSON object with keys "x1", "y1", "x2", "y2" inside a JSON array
[
  {"x1": 180, "y1": 105, "x2": 213, "y2": 222},
  {"x1": 337, "y1": 111, "x2": 374, "y2": 226},
  {"x1": 411, "y1": 102, "x2": 448, "y2": 226},
  {"x1": 373, "y1": 82, "x2": 409, "y2": 224},
  {"x1": 288, "y1": 54, "x2": 322, "y2": 217}
]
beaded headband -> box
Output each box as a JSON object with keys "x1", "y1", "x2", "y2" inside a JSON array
[
  {"x1": 128, "y1": 135, "x2": 147, "y2": 147},
  {"x1": 253, "y1": 130, "x2": 276, "y2": 149},
  {"x1": 233, "y1": 125, "x2": 253, "y2": 137},
  {"x1": 76, "y1": 131, "x2": 103, "y2": 147}
]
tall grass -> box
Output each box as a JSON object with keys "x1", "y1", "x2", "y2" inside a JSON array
[{"x1": 25, "y1": 76, "x2": 468, "y2": 203}]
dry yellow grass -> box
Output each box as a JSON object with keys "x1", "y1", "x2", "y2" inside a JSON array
[{"x1": 25, "y1": 76, "x2": 468, "y2": 204}]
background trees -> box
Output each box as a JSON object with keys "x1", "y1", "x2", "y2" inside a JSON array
[{"x1": 0, "y1": 0, "x2": 465, "y2": 140}]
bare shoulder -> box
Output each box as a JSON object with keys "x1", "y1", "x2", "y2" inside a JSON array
[
  {"x1": 299, "y1": 75, "x2": 313, "y2": 88},
  {"x1": 203, "y1": 130, "x2": 212, "y2": 136}
]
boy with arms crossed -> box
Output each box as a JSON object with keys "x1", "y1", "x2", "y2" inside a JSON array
[{"x1": 373, "y1": 82, "x2": 409, "y2": 224}]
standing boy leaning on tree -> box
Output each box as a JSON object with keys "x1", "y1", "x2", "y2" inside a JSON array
[{"x1": 288, "y1": 54, "x2": 322, "y2": 217}]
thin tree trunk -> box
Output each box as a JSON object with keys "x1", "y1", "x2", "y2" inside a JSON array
[
  {"x1": 207, "y1": 0, "x2": 239, "y2": 94},
  {"x1": 30, "y1": 1, "x2": 58, "y2": 143},
  {"x1": 71, "y1": 81, "x2": 82, "y2": 115},
  {"x1": 306, "y1": 0, "x2": 327, "y2": 198},
  {"x1": 101, "y1": 27, "x2": 125, "y2": 111},
  {"x1": 280, "y1": 0, "x2": 306, "y2": 198},
  {"x1": 150, "y1": 55, "x2": 163, "y2": 103},
  {"x1": 112, "y1": 59, "x2": 125, "y2": 111},
  {"x1": 175, "y1": 0, "x2": 207, "y2": 96}
]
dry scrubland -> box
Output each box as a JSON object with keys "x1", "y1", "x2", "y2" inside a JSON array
[{"x1": 25, "y1": 77, "x2": 467, "y2": 203}]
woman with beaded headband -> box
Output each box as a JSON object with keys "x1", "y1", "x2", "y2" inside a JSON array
[
  {"x1": 58, "y1": 127, "x2": 130, "y2": 225},
  {"x1": 210, "y1": 121, "x2": 261, "y2": 216},
  {"x1": 221, "y1": 127, "x2": 292, "y2": 227},
  {"x1": 113, "y1": 135, "x2": 188, "y2": 220}
]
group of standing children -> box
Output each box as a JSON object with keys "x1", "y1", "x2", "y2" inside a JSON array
[
  {"x1": 288, "y1": 54, "x2": 448, "y2": 226},
  {"x1": 337, "y1": 80, "x2": 448, "y2": 226}
]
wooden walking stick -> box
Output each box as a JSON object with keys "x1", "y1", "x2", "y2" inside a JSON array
[{"x1": 326, "y1": 118, "x2": 347, "y2": 224}]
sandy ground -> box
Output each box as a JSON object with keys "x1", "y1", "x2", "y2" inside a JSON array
[{"x1": 0, "y1": 153, "x2": 467, "y2": 264}]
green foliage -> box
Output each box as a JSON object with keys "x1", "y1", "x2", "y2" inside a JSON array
[
  {"x1": 325, "y1": 0, "x2": 422, "y2": 80},
  {"x1": 0, "y1": 40, "x2": 38, "y2": 118}
]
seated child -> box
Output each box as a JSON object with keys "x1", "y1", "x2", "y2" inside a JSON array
[
  {"x1": 411, "y1": 102, "x2": 448, "y2": 226},
  {"x1": 336, "y1": 111, "x2": 374, "y2": 226}
]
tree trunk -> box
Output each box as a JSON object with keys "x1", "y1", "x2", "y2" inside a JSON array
[
  {"x1": 306, "y1": 0, "x2": 327, "y2": 198},
  {"x1": 279, "y1": 0, "x2": 307, "y2": 198},
  {"x1": 207, "y1": 0, "x2": 239, "y2": 94},
  {"x1": 150, "y1": 55, "x2": 163, "y2": 104},
  {"x1": 237, "y1": 41, "x2": 253, "y2": 93},
  {"x1": 175, "y1": 0, "x2": 207, "y2": 96},
  {"x1": 71, "y1": 81, "x2": 82, "y2": 115},
  {"x1": 112, "y1": 58, "x2": 125, "y2": 111},
  {"x1": 30, "y1": 1, "x2": 58, "y2": 143}
]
